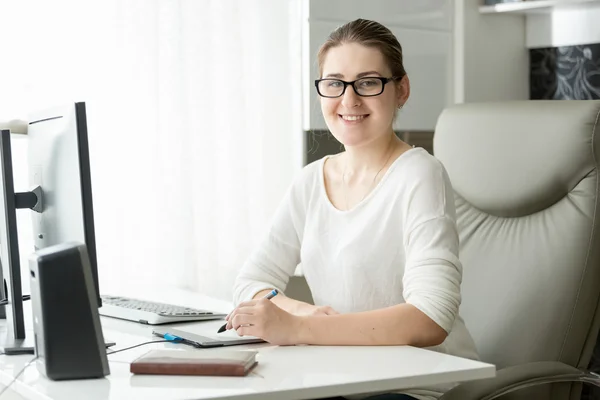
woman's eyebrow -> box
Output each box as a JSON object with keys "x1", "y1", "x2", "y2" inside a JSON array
[
  {"x1": 323, "y1": 71, "x2": 383, "y2": 79},
  {"x1": 357, "y1": 71, "x2": 382, "y2": 78}
]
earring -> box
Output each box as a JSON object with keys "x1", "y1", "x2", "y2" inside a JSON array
[{"x1": 397, "y1": 105, "x2": 403, "y2": 109}]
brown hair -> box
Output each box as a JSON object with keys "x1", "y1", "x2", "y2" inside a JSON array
[{"x1": 317, "y1": 19, "x2": 407, "y2": 79}]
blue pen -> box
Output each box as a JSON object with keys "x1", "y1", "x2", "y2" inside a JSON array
[{"x1": 217, "y1": 289, "x2": 279, "y2": 333}]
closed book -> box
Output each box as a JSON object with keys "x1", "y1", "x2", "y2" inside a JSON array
[{"x1": 130, "y1": 349, "x2": 258, "y2": 377}]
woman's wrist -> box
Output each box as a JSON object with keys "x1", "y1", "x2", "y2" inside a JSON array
[
  {"x1": 288, "y1": 301, "x2": 316, "y2": 315},
  {"x1": 293, "y1": 315, "x2": 312, "y2": 344},
  {"x1": 278, "y1": 296, "x2": 311, "y2": 315}
]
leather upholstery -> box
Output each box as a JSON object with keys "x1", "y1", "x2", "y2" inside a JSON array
[{"x1": 433, "y1": 100, "x2": 600, "y2": 400}]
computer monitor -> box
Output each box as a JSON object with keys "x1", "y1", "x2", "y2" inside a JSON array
[
  {"x1": 0, "y1": 102, "x2": 101, "y2": 354},
  {"x1": 27, "y1": 102, "x2": 100, "y2": 306}
]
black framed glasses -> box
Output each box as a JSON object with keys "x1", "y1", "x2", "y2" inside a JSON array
[{"x1": 314, "y1": 76, "x2": 398, "y2": 98}]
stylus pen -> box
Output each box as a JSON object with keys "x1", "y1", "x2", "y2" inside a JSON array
[{"x1": 217, "y1": 289, "x2": 279, "y2": 333}]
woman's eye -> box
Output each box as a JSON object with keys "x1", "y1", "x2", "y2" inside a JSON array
[
  {"x1": 327, "y1": 80, "x2": 343, "y2": 88},
  {"x1": 359, "y1": 79, "x2": 378, "y2": 87}
]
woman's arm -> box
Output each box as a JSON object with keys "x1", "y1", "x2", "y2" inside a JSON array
[
  {"x1": 233, "y1": 222, "x2": 457, "y2": 346},
  {"x1": 230, "y1": 298, "x2": 445, "y2": 346},
  {"x1": 231, "y1": 215, "x2": 458, "y2": 346},
  {"x1": 296, "y1": 303, "x2": 447, "y2": 347}
]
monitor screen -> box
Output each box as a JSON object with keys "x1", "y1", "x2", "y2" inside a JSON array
[{"x1": 27, "y1": 102, "x2": 101, "y2": 306}]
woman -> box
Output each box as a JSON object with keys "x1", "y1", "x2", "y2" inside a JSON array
[{"x1": 227, "y1": 19, "x2": 478, "y2": 400}]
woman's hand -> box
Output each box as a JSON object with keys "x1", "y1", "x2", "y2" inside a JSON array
[
  {"x1": 245, "y1": 289, "x2": 339, "y2": 317},
  {"x1": 225, "y1": 298, "x2": 304, "y2": 345}
]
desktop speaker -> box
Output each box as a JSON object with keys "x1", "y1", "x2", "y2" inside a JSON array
[{"x1": 29, "y1": 242, "x2": 110, "y2": 380}]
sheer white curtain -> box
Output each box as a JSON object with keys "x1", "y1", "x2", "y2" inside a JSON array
[{"x1": 0, "y1": 0, "x2": 303, "y2": 301}]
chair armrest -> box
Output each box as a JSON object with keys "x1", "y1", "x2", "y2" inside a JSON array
[{"x1": 439, "y1": 361, "x2": 600, "y2": 400}]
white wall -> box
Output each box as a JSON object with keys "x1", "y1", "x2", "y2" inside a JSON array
[
  {"x1": 453, "y1": 0, "x2": 529, "y2": 104},
  {"x1": 526, "y1": 5, "x2": 600, "y2": 48}
]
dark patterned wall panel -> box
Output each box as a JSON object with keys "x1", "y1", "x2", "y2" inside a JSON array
[
  {"x1": 530, "y1": 43, "x2": 600, "y2": 100},
  {"x1": 305, "y1": 130, "x2": 345, "y2": 165}
]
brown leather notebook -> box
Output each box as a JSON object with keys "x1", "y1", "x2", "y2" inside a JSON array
[{"x1": 130, "y1": 349, "x2": 258, "y2": 377}]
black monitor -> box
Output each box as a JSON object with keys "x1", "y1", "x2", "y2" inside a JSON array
[{"x1": 0, "y1": 102, "x2": 100, "y2": 354}]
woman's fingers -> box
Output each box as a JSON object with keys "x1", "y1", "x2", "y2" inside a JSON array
[
  {"x1": 231, "y1": 306, "x2": 255, "y2": 316},
  {"x1": 231, "y1": 313, "x2": 255, "y2": 330},
  {"x1": 236, "y1": 325, "x2": 256, "y2": 337},
  {"x1": 225, "y1": 306, "x2": 257, "y2": 330},
  {"x1": 225, "y1": 300, "x2": 259, "y2": 321}
]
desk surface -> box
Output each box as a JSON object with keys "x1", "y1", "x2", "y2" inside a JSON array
[{"x1": 0, "y1": 286, "x2": 495, "y2": 400}]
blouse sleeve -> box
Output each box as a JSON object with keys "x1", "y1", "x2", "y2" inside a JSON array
[
  {"x1": 401, "y1": 159, "x2": 462, "y2": 333},
  {"x1": 232, "y1": 169, "x2": 308, "y2": 306}
]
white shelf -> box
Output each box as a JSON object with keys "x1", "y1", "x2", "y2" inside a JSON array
[{"x1": 480, "y1": 0, "x2": 600, "y2": 14}]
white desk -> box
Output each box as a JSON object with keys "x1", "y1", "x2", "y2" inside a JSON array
[{"x1": 0, "y1": 286, "x2": 495, "y2": 400}]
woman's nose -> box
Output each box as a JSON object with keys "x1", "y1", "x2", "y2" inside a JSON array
[{"x1": 341, "y1": 84, "x2": 361, "y2": 108}]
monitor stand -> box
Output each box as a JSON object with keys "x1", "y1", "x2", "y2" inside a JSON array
[
  {"x1": 0, "y1": 287, "x2": 32, "y2": 354},
  {"x1": 0, "y1": 331, "x2": 35, "y2": 355},
  {"x1": 0, "y1": 332, "x2": 115, "y2": 355},
  {"x1": 1, "y1": 301, "x2": 116, "y2": 355}
]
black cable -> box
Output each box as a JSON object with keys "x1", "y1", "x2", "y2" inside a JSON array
[
  {"x1": 0, "y1": 340, "x2": 167, "y2": 396},
  {"x1": 106, "y1": 340, "x2": 169, "y2": 355},
  {"x1": 0, "y1": 355, "x2": 37, "y2": 398},
  {"x1": 0, "y1": 341, "x2": 164, "y2": 396}
]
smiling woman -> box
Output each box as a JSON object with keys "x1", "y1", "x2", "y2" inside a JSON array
[
  {"x1": 231, "y1": 19, "x2": 479, "y2": 400},
  {"x1": 317, "y1": 42, "x2": 408, "y2": 149}
]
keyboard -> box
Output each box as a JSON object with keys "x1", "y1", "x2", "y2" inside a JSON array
[{"x1": 99, "y1": 295, "x2": 227, "y2": 325}]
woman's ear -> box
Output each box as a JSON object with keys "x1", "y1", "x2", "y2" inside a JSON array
[{"x1": 396, "y1": 75, "x2": 410, "y2": 108}]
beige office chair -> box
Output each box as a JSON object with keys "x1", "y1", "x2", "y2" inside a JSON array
[{"x1": 433, "y1": 101, "x2": 600, "y2": 400}]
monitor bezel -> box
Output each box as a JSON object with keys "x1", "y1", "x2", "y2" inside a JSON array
[
  {"x1": 0, "y1": 129, "x2": 27, "y2": 352},
  {"x1": 75, "y1": 103, "x2": 101, "y2": 307}
]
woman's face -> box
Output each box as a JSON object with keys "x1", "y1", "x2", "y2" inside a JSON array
[{"x1": 319, "y1": 42, "x2": 408, "y2": 147}]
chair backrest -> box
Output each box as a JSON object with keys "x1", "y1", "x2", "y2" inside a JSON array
[{"x1": 433, "y1": 101, "x2": 600, "y2": 397}]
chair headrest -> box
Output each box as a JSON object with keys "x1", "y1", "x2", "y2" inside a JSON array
[{"x1": 433, "y1": 100, "x2": 600, "y2": 217}]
